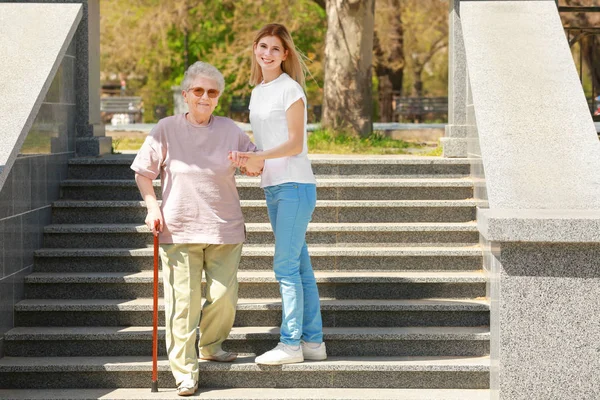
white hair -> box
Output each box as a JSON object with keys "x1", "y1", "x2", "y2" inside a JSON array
[{"x1": 181, "y1": 61, "x2": 225, "y2": 92}]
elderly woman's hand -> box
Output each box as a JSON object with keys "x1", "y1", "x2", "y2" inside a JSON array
[{"x1": 145, "y1": 206, "x2": 164, "y2": 236}]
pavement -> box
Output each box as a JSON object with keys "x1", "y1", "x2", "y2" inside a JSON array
[{"x1": 105, "y1": 122, "x2": 448, "y2": 134}]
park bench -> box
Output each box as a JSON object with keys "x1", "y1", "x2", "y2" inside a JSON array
[
  {"x1": 228, "y1": 96, "x2": 251, "y2": 122},
  {"x1": 228, "y1": 96, "x2": 322, "y2": 122},
  {"x1": 394, "y1": 96, "x2": 448, "y2": 122},
  {"x1": 100, "y1": 96, "x2": 143, "y2": 124}
]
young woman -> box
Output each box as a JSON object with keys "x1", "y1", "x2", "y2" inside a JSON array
[{"x1": 229, "y1": 23, "x2": 326, "y2": 365}]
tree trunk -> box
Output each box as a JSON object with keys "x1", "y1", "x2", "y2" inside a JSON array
[
  {"x1": 373, "y1": 32, "x2": 391, "y2": 122},
  {"x1": 373, "y1": 0, "x2": 404, "y2": 123},
  {"x1": 581, "y1": 35, "x2": 600, "y2": 100},
  {"x1": 561, "y1": 7, "x2": 600, "y2": 108},
  {"x1": 412, "y1": 68, "x2": 423, "y2": 98},
  {"x1": 412, "y1": 68, "x2": 424, "y2": 122},
  {"x1": 378, "y1": 74, "x2": 393, "y2": 121},
  {"x1": 322, "y1": 0, "x2": 375, "y2": 137}
]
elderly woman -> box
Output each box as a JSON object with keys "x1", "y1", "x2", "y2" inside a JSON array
[{"x1": 131, "y1": 61, "x2": 263, "y2": 396}]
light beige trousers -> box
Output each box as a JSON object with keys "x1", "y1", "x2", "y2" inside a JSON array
[{"x1": 159, "y1": 242, "x2": 242, "y2": 384}]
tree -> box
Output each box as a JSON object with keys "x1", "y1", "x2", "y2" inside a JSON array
[
  {"x1": 101, "y1": 0, "x2": 235, "y2": 120},
  {"x1": 560, "y1": 0, "x2": 600, "y2": 103},
  {"x1": 373, "y1": 0, "x2": 404, "y2": 122},
  {"x1": 100, "y1": 0, "x2": 326, "y2": 121},
  {"x1": 321, "y1": 0, "x2": 375, "y2": 137},
  {"x1": 400, "y1": 0, "x2": 448, "y2": 97}
]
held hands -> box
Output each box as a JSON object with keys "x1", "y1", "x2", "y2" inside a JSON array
[
  {"x1": 229, "y1": 151, "x2": 264, "y2": 176},
  {"x1": 239, "y1": 166, "x2": 262, "y2": 177}
]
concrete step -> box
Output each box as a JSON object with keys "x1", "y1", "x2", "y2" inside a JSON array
[
  {"x1": 0, "y1": 355, "x2": 490, "y2": 389},
  {"x1": 34, "y1": 246, "x2": 483, "y2": 272},
  {"x1": 23, "y1": 270, "x2": 486, "y2": 300},
  {"x1": 4, "y1": 326, "x2": 489, "y2": 358},
  {"x1": 51, "y1": 200, "x2": 477, "y2": 224},
  {"x1": 42, "y1": 222, "x2": 479, "y2": 248},
  {"x1": 0, "y1": 388, "x2": 492, "y2": 400},
  {"x1": 67, "y1": 156, "x2": 471, "y2": 180},
  {"x1": 14, "y1": 298, "x2": 490, "y2": 327},
  {"x1": 60, "y1": 178, "x2": 474, "y2": 201}
]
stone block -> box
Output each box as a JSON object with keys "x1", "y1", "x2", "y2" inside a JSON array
[
  {"x1": 12, "y1": 158, "x2": 31, "y2": 215},
  {"x1": 4, "y1": 216, "x2": 23, "y2": 278},
  {"x1": 75, "y1": 137, "x2": 112, "y2": 157},
  {"x1": 0, "y1": 275, "x2": 14, "y2": 339},
  {"x1": 30, "y1": 156, "x2": 47, "y2": 209},
  {"x1": 441, "y1": 137, "x2": 468, "y2": 158},
  {"x1": 60, "y1": 56, "x2": 76, "y2": 105},
  {"x1": 489, "y1": 241, "x2": 600, "y2": 399},
  {"x1": 0, "y1": 174, "x2": 13, "y2": 220}
]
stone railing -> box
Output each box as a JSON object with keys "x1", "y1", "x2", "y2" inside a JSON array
[{"x1": 449, "y1": 1, "x2": 600, "y2": 398}]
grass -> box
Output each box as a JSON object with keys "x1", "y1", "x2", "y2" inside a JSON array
[
  {"x1": 20, "y1": 129, "x2": 52, "y2": 154},
  {"x1": 420, "y1": 144, "x2": 443, "y2": 156},
  {"x1": 111, "y1": 136, "x2": 147, "y2": 153},
  {"x1": 108, "y1": 132, "x2": 146, "y2": 154},
  {"x1": 109, "y1": 128, "x2": 441, "y2": 156},
  {"x1": 307, "y1": 129, "x2": 422, "y2": 155}
]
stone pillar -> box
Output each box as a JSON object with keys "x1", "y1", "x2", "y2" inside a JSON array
[
  {"x1": 442, "y1": 0, "x2": 468, "y2": 158},
  {"x1": 74, "y1": 0, "x2": 111, "y2": 156},
  {"x1": 172, "y1": 86, "x2": 188, "y2": 116},
  {"x1": 478, "y1": 209, "x2": 600, "y2": 400}
]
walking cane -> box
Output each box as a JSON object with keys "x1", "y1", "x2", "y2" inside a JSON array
[{"x1": 152, "y1": 220, "x2": 160, "y2": 392}]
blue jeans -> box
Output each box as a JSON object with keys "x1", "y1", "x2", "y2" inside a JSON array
[{"x1": 264, "y1": 182, "x2": 323, "y2": 346}]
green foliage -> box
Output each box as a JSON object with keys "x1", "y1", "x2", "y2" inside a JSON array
[
  {"x1": 101, "y1": 0, "x2": 326, "y2": 122},
  {"x1": 101, "y1": 0, "x2": 454, "y2": 124},
  {"x1": 111, "y1": 137, "x2": 122, "y2": 154},
  {"x1": 401, "y1": 0, "x2": 449, "y2": 97}
]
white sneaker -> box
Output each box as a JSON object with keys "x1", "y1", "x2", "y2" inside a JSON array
[
  {"x1": 177, "y1": 378, "x2": 198, "y2": 396},
  {"x1": 255, "y1": 342, "x2": 304, "y2": 365},
  {"x1": 301, "y1": 341, "x2": 327, "y2": 361}
]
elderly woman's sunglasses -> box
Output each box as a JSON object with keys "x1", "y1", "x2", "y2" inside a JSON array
[{"x1": 187, "y1": 86, "x2": 220, "y2": 98}]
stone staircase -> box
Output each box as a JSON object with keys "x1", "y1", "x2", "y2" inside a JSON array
[{"x1": 0, "y1": 155, "x2": 490, "y2": 399}]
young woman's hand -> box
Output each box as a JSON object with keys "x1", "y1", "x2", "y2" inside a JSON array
[
  {"x1": 229, "y1": 151, "x2": 263, "y2": 167},
  {"x1": 243, "y1": 157, "x2": 264, "y2": 175},
  {"x1": 239, "y1": 155, "x2": 264, "y2": 176}
]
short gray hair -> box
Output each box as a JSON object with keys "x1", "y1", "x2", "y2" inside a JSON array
[{"x1": 181, "y1": 61, "x2": 225, "y2": 92}]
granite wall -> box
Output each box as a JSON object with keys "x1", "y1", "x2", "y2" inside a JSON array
[{"x1": 0, "y1": 6, "x2": 80, "y2": 358}]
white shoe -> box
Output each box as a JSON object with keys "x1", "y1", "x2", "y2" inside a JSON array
[
  {"x1": 255, "y1": 342, "x2": 304, "y2": 365},
  {"x1": 301, "y1": 341, "x2": 327, "y2": 361},
  {"x1": 177, "y1": 378, "x2": 198, "y2": 396}
]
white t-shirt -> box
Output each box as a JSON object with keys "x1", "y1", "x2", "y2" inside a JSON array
[{"x1": 249, "y1": 72, "x2": 316, "y2": 188}]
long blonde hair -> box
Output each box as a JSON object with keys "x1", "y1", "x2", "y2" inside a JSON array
[{"x1": 250, "y1": 23, "x2": 307, "y2": 88}]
